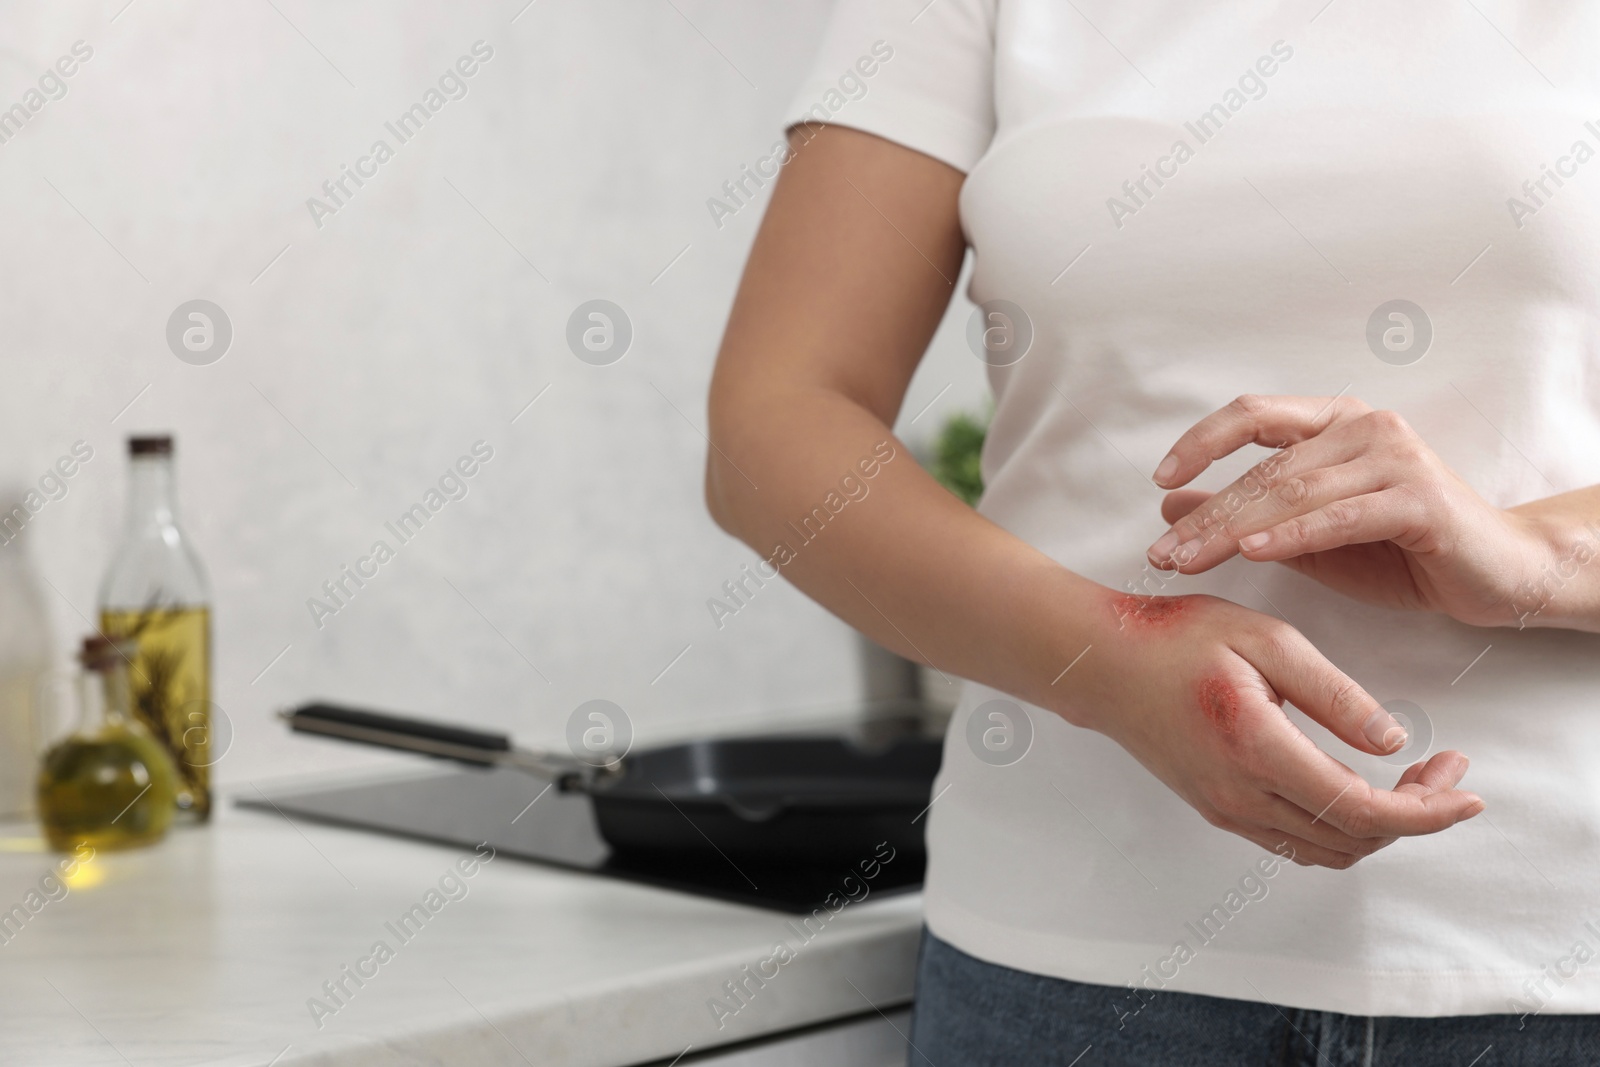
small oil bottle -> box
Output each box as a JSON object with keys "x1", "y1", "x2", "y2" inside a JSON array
[
  {"x1": 37, "y1": 635, "x2": 177, "y2": 852},
  {"x1": 99, "y1": 434, "x2": 213, "y2": 821}
]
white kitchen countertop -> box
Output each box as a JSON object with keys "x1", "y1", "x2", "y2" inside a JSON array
[{"x1": 0, "y1": 774, "x2": 924, "y2": 1067}]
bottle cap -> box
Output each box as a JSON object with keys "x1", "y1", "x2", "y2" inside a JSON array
[
  {"x1": 129, "y1": 435, "x2": 173, "y2": 456},
  {"x1": 81, "y1": 633, "x2": 137, "y2": 670}
]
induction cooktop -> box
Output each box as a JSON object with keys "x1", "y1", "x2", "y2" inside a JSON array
[{"x1": 235, "y1": 763, "x2": 926, "y2": 913}]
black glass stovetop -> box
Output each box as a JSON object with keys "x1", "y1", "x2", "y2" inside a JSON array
[{"x1": 236, "y1": 763, "x2": 925, "y2": 913}]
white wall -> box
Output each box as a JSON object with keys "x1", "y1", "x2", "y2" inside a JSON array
[{"x1": 0, "y1": 0, "x2": 986, "y2": 787}]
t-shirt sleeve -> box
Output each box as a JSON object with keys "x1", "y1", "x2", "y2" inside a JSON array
[{"x1": 783, "y1": 0, "x2": 996, "y2": 173}]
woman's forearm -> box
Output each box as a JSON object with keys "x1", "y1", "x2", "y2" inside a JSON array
[
  {"x1": 706, "y1": 383, "x2": 1106, "y2": 724},
  {"x1": 1508, "y1": 486, "x2": 1600, "y2": 631},
  {"x1": 702, "y1": 124, "x2": 1112, "y2": 724}
]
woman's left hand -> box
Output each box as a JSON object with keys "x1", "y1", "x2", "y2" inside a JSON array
[{"x1": 1144, "y1": 394, "x2": 1553, "y2": 628}]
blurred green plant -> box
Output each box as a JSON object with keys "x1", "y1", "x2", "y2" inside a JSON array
[{"x1": 930, "y1": 408, "x2": 988, "y2": 507}]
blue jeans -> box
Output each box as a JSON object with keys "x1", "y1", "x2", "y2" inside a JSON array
[{"x1": 908, "y1": 929, "x2": 1598, "y2": 1066}]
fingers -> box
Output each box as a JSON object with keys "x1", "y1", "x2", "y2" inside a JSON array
[
  {"x1": 1393, "y1": 750, "x2": 1470, "y2": 795},
  {"x1": 1220, "y1": 752, "x2": 1480, "y2": 869},
  {"x1": 1259, "y1": 794, "x2": 1389, "y2": 858},
  {"x1": 1268, "y1": 747, "x2": 1484, "y2": 840},
  {"x1": 1152, "y1": 463, "x2": 1388, "y2": 572},
  {"x1": 1147, "y1": 401, "x2": 1449, "y2": 574},
  {"x1": 1264, "y1": 754, "x2": 1472, "y2": 861},
  {"x1": 1335, "y1": 779, "x2": 1485, "y2": 838},
  {"x1": 1233, "y1": 827, "x2": 1362, "y2": 870},
  {"x1": 1237, "y1": 488, "x2": 1426, "y2": 564},
  {"x1": 1346, "y1": 753, "x2": 1472, "y2": 855},
  {"x1": 1152, "y1": 394, "x2": 1369, "y2": 489},
  {"x1": 1392, "y1": 755, "x2": 1432, "y2": 791},
  {"x1": 1146, "y1": 425, "x2": 1362, "y2": 571},
  {"x1": 1151, "y1": 457, "x2": 1387, "y2": 572},
  {"x1": 1236, "y1": 641, "x2": 1484, "y2": 837},
  {"x1": 1159, "y1": 489, "x2": 1210, "y2": 526},
  {"x1": 1249, "y1": 628, "x2": 1406, "y2": 756}
]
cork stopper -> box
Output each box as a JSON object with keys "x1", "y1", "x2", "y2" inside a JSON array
[
  {"x1": 80, "y1": 634, "x2": 137, "y2": 671},
  {"x1": 129, "y1": 435, "x2": 173, "y2": 456}
]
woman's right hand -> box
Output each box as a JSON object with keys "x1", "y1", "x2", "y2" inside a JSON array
[{"x1": 1069, "y1": 592, "x2": 1484, "y2": 869}]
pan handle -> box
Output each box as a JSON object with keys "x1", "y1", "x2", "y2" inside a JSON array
[
  {"x1": 282, "y1": 703, "x2": 512, "y2": 767},
  {"x1": 279, "y1": 702, "x2": 618, "y2": 787}
]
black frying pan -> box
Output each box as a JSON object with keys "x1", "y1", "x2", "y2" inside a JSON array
[{"x1": 281, "y1": 703, "x2": 942, "y2": 865}]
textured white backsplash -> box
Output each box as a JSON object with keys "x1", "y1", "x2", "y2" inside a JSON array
[{"x1": 0, "y1": 0, "x2": 986, "y2": 787}]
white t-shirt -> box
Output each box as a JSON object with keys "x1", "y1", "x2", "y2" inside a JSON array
[{"x1": 787, "y1": 1, "x2": 1600, "y2": 1018}]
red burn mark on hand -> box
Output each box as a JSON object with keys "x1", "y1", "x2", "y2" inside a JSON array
[
  {"x1": 1197, "y1": 677, "x2": 1240, "y2": 735},
  {"x1": 1112, "y1": 594, "x2": 1191, "y2": 631}
]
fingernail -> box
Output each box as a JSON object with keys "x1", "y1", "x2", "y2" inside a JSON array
[
  {"x1": 1459, "y1": 795, "x2": 1486, "y2": 820},
  {"x1": 1240, "y1": 532, "x2": 1270, "y2": 552},
  {"x1": 1148, "y1": 530, "x2": 1179, "y2": 562},
  {"x1": 1172, "y1": 538, "x2": 1204, "y2": 566},
  {"x1": 1153, "y1": 454, "x2": 1179, "y2": 485},
  {"x1": 1362, "y1": 708, "x2": 1407, "y2": 753}
]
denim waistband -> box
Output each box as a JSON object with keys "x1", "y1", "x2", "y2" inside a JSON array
[{"x1": 908, "y1": 928, "x2": 1597, "y2": 1066}]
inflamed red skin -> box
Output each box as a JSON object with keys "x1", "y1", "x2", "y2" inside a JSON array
[
  {"x1": 1111, "y1": 593, "x2": 1195, "y2": 631},
  {"x1": 1196, "y1": 676, "x2": 1241, "y2": 735},
  {"x1": 1109, "y1": 594, "x2": 1247, "y2": 737}
]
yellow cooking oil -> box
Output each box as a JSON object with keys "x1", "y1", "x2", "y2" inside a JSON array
[
  {"x1": 99, "y1": 606, "x2": 212, "y2": 821},
  {"x1": 37, "y1": 719, "x2": 176, "y2": 851},
  {"x1": 37, "y1": 634, "x2": 178, "y2": 852}
]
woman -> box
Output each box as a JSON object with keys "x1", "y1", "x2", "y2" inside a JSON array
[{"x1": 706, "y1": 3, "x2": 1600, "y2": 1063}]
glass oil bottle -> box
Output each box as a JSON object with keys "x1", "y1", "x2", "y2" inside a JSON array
[
  {"x1": 37, "y1": 635, "x2": 177, "y2": 851},
  {"x1": 98, "y1": 435, "x2": 213, "y2": 821}
]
